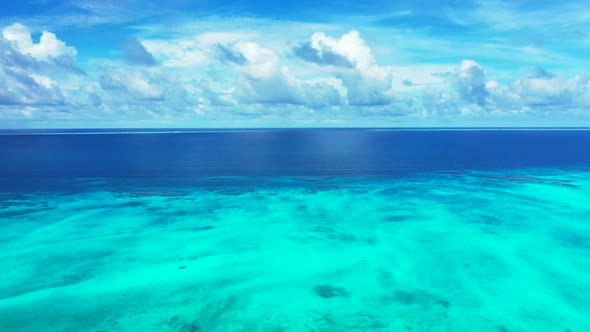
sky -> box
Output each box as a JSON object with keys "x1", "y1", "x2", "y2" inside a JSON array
[{"x1": 1, "y1": 0, "x2": 590, "y2": 128}]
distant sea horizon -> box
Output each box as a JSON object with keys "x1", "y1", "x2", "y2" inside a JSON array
[{"x1": 2, "y1": 126, "x2": 590, "y2": 132}]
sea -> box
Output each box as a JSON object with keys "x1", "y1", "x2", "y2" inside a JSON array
[{"x1": 0, "y1": 128, "x2": 589, "y2": 331}]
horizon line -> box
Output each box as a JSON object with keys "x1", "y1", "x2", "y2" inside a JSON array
[{"x1": 2, "y1": 126, "x2": 590, "y2": 136}]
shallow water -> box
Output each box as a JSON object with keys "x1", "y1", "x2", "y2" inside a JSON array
[
  {"x1": 1, "y1": 169, "x2": 589, "y2": 331},
  {"x1": 1, "y1": 130, "x2": 590, "y2": 331}
]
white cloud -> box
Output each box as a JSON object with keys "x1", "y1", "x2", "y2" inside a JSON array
[
  {"x1": 141, "y1": 32, "x2": 350, "y2": 109},
  {"x1": 30, "y1": 74, "x2": 58, "y2": 89},
  {"x1": 454, "y1": 59, "x2": 489, "y2": 107},
  {"x1": 126, "y1": 29, "x2": 590, "y2": 122},
  {"x1": 100, "y1": 67, "x2": 166, "y2": 100},
  {"x1": 94, "y1": 65, "x2": 220, "y2": 121},
  {"x1": 507, "y1": 74, "x2": 590, "y2": 111},
  {"x1": 142, "y1": 32, "x2": 258, "y2": 69},
  {"x1": 0, "y1": 26, "x2": 71, "y2": 109},
  {"x1": 2, "y1": 19, "x2": 590, "y2": 126},
  {"x1": 420, "y1": 87, "x2": 461, "y2": 117},
  {"x1": 2, "y1": 23, "x2": 76, "y2": 61},
  {"x1": 421, "y1": 60, "x2": 590, "y2": 118},
  {"x1": 0, "y1": 66, "x2": 65, "y2": 106},
  {"x1": 225, "y1": 41, "x2": 343, "y2": 107},
  {"x1": 294, "y1": 30, "x2": 395, "y2": 106},
  {"x1": 233, "y1": 42, "x2": 280, "y2": 78}
]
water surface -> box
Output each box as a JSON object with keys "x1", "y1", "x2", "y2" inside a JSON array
[{"x1": 1, "y1": 129, "x2": 589, "y2": 331}]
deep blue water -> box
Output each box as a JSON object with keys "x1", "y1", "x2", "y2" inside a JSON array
[{"x1": 1, "y1": 129, "x2": 589, "y2": 181}]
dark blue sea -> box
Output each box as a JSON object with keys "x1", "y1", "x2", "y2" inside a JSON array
[
  {"x1": 2, "y1": 128, "x2": 590, "y2": 178},
  {"x1": 1, "y1": 129, "x2": 589, "y2": 331}
]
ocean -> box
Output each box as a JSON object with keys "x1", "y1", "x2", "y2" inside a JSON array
[{"x1": 0, "y1": 129, "x2": 589, "y2": 331}]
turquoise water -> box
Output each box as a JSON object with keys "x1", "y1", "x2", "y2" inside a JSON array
[{"x1": 1, "y1": 168, "x2": 589, "y2": 331}]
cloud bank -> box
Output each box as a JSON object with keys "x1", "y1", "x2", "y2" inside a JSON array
[{"x1": 1, "y1": 22, "x2": 589, "y2": 126}]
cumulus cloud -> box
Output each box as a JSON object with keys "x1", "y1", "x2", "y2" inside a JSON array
[
  {"x1": 420, "y1": 87, "x2": 461, "y2": 117},
  {"x1": 295, "y1": 31, "x2": 376, "y2": 70},
  {"x1": 484, "y1": 67, "x2": 590, "y2": 113},
  {"x1": 100, "y1": 67, "x2": 171, "y2": 101},
  {"x1": 189, "y1": 79, "x2": 236, "y2": 107},
  {"x1": 1, "y1": 23, "x2": 84, "y2": 76},
  {"x1": 215, "y1": 41, "x2": 343, "y2": 107},
  {"x1": 2, "y1": 21, "x2": 589, "y2": 125},
  {"x1": 231, "y1": 42, "x2": 280, "y2": 78},
  {"x1": 95, "y1": 65, "x2": 214, "y2": 120},
  {"x1": 2, "y1": 23, "x2": 77, "y2": 61},
  {"x1": 420, "y1": 60, "x2": 506, "y2": 116},
  {"x1": 511, "y1": 75, "x2": 574, "y2": 109},
  {"x1": 422, "y1": 60, "x2": 590, "y2": 117},
  {"x1": 142, "y1": 31, "x2": 258, "y2": 68},
  {"x1": 0, "y1": 65, "x2": 65, "y2": 106},
  {"x1": 140, "y1": 30, "x2": 398, "y2": 113},
  {"x1": 226, "y1": 41, "x2": 301, "y2": 104},
  {"x1": 0, "y1": 26, "x2": 71, "y2": 108},
  {"x1": 453, "y1": 59, "x2": 489, "y2": 107},
  {"x1": 293, "y1": 31, "x2": 395, "y2": 106},
  {"x1": 0, "y1": 24, "x2": 200, "y2": 120},
  {"x1": 123, "y1": 38, "x2": 156, "y2": 66}
]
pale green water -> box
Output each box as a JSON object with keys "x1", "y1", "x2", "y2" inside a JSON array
[{"x1": 1, "y1": 169, "x2": 589, "y2": 331}]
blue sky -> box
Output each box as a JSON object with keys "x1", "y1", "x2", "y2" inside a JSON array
[{"x1": 1, "y1": 0, "x2": 589, "y2": 127}]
